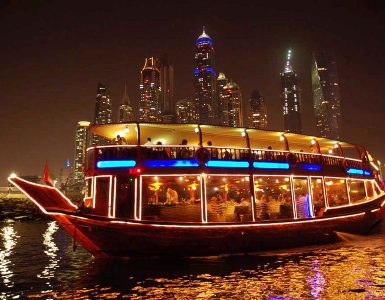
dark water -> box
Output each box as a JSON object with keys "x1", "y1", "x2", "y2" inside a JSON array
[{"x1": 1, "y1": 220, "x2": 385, "y2": 299}]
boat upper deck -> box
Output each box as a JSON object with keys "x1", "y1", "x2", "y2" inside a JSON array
[{"x1": 86, "y1": 123, "x2": 376, "y2": 179}]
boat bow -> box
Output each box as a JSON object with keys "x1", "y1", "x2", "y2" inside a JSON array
[{"x1": 8, "y1": 176, "x2": 78, "y2": 214}]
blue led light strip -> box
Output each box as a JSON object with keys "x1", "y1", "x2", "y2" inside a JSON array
[
  {"x1": 299, "y1": 163, "x2": 321, "y2": 171},
  {"x1": 205, "y1": 160, "x2": 249, "y2": 168},
  {"x1": 142, "y1": 159, "x2": 199, "y2": 167},
  {"x1": 347, "y1": 168, "x2": 363, "y2": 175},
  {"x1": 253, "y1": 161, "x2": 290, "y2": 170},
  {"x1": 347, "y1": 168, "x2": 372, "y2": 176},
  {"x1": 97, "y1": 160, "x2": 136, "y2": 168}
]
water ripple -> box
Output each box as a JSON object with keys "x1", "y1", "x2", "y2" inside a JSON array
[{"x1": 1, "y1": 221, "x2": 385, "y2": 299}]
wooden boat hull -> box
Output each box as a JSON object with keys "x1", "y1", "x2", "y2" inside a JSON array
[{"x1": 55, "y1": 205, "x2": 384, "y2": 258}]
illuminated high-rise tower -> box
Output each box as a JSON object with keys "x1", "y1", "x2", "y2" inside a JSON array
[
  {"x1": 194, "y1": 27, "x2": 216, "y2": 124},
  {"x1": 74, "y1": 121, "x2": 90, "y2": 185},
  {"x1": 118, "y1": 85, "x2": 133, "y2": 123},
  {"x1": 248, "y1": 89, "x2": 268, "y2": 129},
  {"x1": 139, "y1": 57, "x2": 161, "y2": 122},
  {"x1": 222, "y1": 81, "x2": 243, "y2": 127},
  {"x1": 160, "y1": 54, "x2": 175, "y2": 123},
  {"x1": 280, "y1": 49, "x2": 302, "y2": 133},
  {"x1": 94, "y1": 83, "x2": 112, "y2": 125},
  {"x1": 216, "y1": 72, "x2": 229, "y2": 125},
  {"x1": 312, "y1": 52, "x2": 341, "y2": 139},
  {"x1": 92, "y1": 83, "x2": 112, "y2": 145}
]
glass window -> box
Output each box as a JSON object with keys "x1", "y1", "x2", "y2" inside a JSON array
[
  {"x1": 325, "y1": 178, "x2": 349, "y2": 207},
  {"x1": 115, "y1": 176, "x2": 135, "y2": 219},
  {"x1": 141, "y1": 175, "x2": 201, "y2": 222},
  {"x1": 293, "y1": 177, "x2": 312, "y2": 218},
  {"x1": 374, "y1": 181, "x2": 383, "y2": 195},
  {"x1": 206, "y1": 176, "x2": 251, "y2": 223},
  {"x1": 310, "y1": 178, "x2": 326, "y2": 217},
  {"x1": 365, "y1": 180, "x2": 374, "y2": 198},
  {"x1": 94, "y1": 177, "x2": 110, "y2": 215},
  {"x1": 348, "y1": 179, "x2": 367, "y2": 203},
  {"x1": 254, "y1": 176, "x2": 293, "y2": 220}
]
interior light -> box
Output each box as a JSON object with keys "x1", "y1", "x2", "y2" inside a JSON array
[
  {"x1": 241, "y1": 130, "x2": 246, "y2": 137},
  {"x1": 124, "y1": 127, "x2": 130, "y2": 134},
  {"x1": 311, "y1": 139, "x2": 316, "y2": 145},
  {"x1": 195, "y1": 127, "x2": 199, "y2": 133},
  {"x1": 9, "y1": 172, "x2": 17, "y2": 178},
  {"x1": 280, "y1": 135, "x2": 285, "y2": 141}
]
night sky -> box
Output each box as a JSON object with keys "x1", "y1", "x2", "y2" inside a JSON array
[{"x1": 0, "y1": 0, "x2": 384, "y2": 185}]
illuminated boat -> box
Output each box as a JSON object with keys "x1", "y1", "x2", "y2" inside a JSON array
[{"x1": 9, "y1": 123, "x2": 385, "y2": 258}]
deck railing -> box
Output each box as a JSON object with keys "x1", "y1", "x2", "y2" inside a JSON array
[{"x1": 86, "y1": 145, "x2": 370, "y2": 173}]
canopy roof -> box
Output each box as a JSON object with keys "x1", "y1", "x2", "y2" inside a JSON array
[{"x1": 90, "y1": 122, "x2": 364, "y2": 158}]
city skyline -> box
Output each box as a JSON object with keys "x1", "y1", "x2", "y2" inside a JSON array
[{"x1": 0, "y1": 0, "x2": 384, "y2": 184}]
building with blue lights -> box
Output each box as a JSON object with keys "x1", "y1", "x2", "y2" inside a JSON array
[
  {"x1": 312, "y1": 52, "x2": 341, "y2": 139},
  {"x1": 194, "y1": 27, "x2": 216, "y2": 125},
  {"x1": 281, "y1": 49, "x2": 302, "y2": 134},
  {"x1": 248, "y1": 89, "x2": 268, "y2": 129},
  {"x1": 139, "y1": 57, "x2": 161, "y2": 122}
]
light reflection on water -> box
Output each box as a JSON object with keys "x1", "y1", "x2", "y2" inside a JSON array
[
  {"x1": 37, "y1": 221, "x2": 59, "y2": 291},
  {"x1": 0, "y1": 222, "x2": 19, "y2": 291},
  {"x1": 1, "y1": 221, "x2": 385, "y2": 299}
]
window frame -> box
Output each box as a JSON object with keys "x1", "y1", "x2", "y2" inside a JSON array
[{"x1": 139, "y1": 174, "x2": 204, "y2": 222}]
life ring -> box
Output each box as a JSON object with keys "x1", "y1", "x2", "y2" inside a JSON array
[
  {"x1": 286, "y1": 152, "x2": 297, "y2": 165},
  {"x1": 195, "y1": 148, "x2": 210, "y2": 164}
]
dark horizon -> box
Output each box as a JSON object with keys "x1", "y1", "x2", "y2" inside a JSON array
[{"x1": 0, "y1": 0, "x2": 384, "y2": 184}]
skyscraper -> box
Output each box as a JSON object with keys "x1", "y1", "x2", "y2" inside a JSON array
[
  {"x1": 176, "y1": 98, "x2": 198, "y2": 124},
  {"x1": 160, "y1": 54, "x2": 175, "y2": 123},
  {"x1": 194, "y1": 27, "x2": 216, "y2": 124},
  {"x1": 74, "y1": 121, "x2": 90, "y2": 185},
  {"x1": 139, "y1": 57, "x2": 161, "y2": 122},
  {"x1": 92, "y1": 83, "x2": 112, "y2": 145},
  {"x1": 222, "y1": 81, "x2": 243, "y2": 127},
  {"x1": 118, "y1": 85, "x2": 133, "y2": 123},
  {"x1": 248, "y1": 89, "x2": 268, "y2": 129},
  {"x1": 312, "y1": 52, "x2": 341, "y2": 139},
  {"x1": 216, "y1": 72, "x2": 229, "y2": 125},
  {"x1": 94, "y1": 83, "x2": 112, "y2": 125},
  {"x1": 281, "y1": 49, "x2": 302, "y2": 133}
]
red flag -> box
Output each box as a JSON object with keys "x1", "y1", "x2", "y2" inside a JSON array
[{"x1": 43, "y1": 162, "x2": 55, "y2": 186}]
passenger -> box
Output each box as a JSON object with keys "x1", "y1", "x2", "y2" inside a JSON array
[
  {"x1": 155, "y1": 141, "x2": 168, "y2": 159},
  {"x1": 265, "y1": 146, "x2": 273, "y2": 161},
  {"x1": 144, "y1": 137, "x2": 153, "y2": 146},
  {"x1": 209, "y1": 195, "x2": 225, "y2": 222},
  {"x1": 178, "y1": 139, "x2": 189, "y2": 158},
  {"x1": 166, "y1": 188, "x2": 178, "y2": 204},
  {"x1": 223, "y1": 149, "x2": 232, "y2": 160},
  {"x1": 296, "y1": 193, "x2": 309, "y2": 218},
  {"x1": 268, "y1": 196, "x2": 280, "y2": 219},
  {"x1": 259, "y1": 195, "x2": 269, "y2": 219},
  {"x1": 115, "y1": 135, "x2": 126, "y2": 145},
  {"x1": 207, "y1": 141, "x2": 219, "y2": 159}
]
